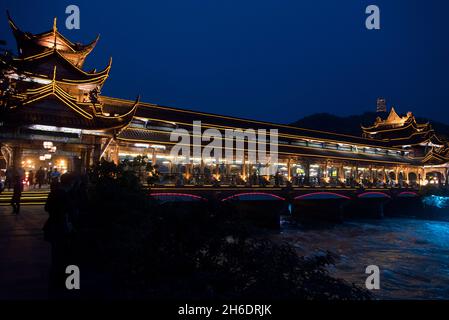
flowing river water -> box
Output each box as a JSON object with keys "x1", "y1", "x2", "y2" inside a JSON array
[{"x1": 276, "y1": 217, "x2": 449, "y2": 300}]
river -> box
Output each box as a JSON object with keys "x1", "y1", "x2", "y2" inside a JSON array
[{"x1": 277, "y1": 217, "x2": 449, "y2": 300}]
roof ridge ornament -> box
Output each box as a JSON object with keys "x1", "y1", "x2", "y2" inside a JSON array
[
  {"x1": 52, "y1": 65, "x2": 57, "y2": 92},
  {"x1": 386, "y1": 107, "x2": 401, "y2": 124}
]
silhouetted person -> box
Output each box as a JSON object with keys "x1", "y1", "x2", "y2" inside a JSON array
[
  {"x1": 11, "y1": 174, "x2": 23, "y2": 214},
  {"x1": 50, "y1": 168, "x2": 61, "y2": 183},
  {"x1": 28, "y1": 170, "x2": 34, "y2": 189},
  {"x1": 44, "y1": 173, "x2": 75, "y2": 294},
  {"x1": 5, "y1": 166, "x2": 13, "y2": 190},
  {"x1": 36, "y1": 167, "x2": 45, "y2": 188}
]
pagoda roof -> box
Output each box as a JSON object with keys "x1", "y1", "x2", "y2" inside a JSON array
[
  {"x1": 5, "y1": 68, "x2": 138, "y2": 131},
  {"x1": 7, "y1": 11, "x2": 99, "y2": 68},
  {"x1": 13, "y1": 49, "x2": 111, "y2": 85},
  {"x1": 386, "y1": 107, "x2": 401, "y2": 123},
  {"x1": 387, "y1": 132, "x2": 445, "y2": 148},
  {"x1": 361, "y1": 108, "x2": 429, "y2": 132},
  {"x1": 422, "y1": 147, "x2": 449, "y2": 165},
  {"x1": 362, "y1": 116, "x2": 430, "y2": 133}
]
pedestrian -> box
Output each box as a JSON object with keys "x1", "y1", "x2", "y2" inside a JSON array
[
  {"x1": 43, "y1": 172, "x2": 75, "y2": 294},
  {"x1": 47, "y1": 167, "x2": 53, "y2": 185},
  {"x1": 50, "y1": 168, "x2": 61, "y2": 189},
  {"x1": 51, "y1": 168, "x2": 61, "y2": 182},
  {"x1": 28, "y1": 170, "x2": 34, "y2": 189},
  {"x1": 36, "y1": 167, "x2": 45, "y2": 188},
  {"x1": 11, "y1": 173, "x2": 23, "y2": 214},
  {"x1": 5, "y1": 166, "x2": 13, "y2": 190}
]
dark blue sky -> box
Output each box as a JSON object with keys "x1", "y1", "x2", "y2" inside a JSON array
[{"x1": 1, "y1": 0, "x2": 449, "y2": 124}]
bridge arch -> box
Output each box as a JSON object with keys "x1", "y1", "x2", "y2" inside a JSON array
[
  {"x1": 294, "y1": 192, "x2": 351, "y2": 200},
  {"x1": 408, "y1": 172, "x2": 418, "y2": 185},
  {"x1": 150, "y1": 193, "x2": 207, "y2": 202},
  {"x1": 398, "y1": 191, "x2": 419, "y2": 198},
  {"x1": 221, "y1": 192, "x2": 285, "y2": 202},
  {"x1": 426, "y1": 171, "x2": 443, "y2": 185},
  {"x1": 388, "y1": 171, "x2": 396, "y2": 183},
  {"x1": 358, "y1": 191, "x2": 391, "y2": 199}
]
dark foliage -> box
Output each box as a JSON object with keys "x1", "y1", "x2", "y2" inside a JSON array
[
  {"x1": 71, "y1": 159, "x2": 371, "y2": 300},
  {"x1": 0, "y1": 40, "x2": 25, "y2": 114}
]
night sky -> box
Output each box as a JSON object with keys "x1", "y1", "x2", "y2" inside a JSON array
[{"x1": 1, "y1": 0, "x2": 449, "y2": 124}]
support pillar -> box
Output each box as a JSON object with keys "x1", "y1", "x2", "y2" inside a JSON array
[
  {"x1": 338, "y1": 163, "x2": 344, "y2": 183},
  {"x1": 92, "y1": 137, "x2": 102, "y2": 165},
  {"x1": 304, "y1": 160, "x2": 310, "y2": 185},
  {"x1": 395, "y1": 167, "x2": 400, "y2": 185},
  {"x1": 12, "y1": 145, "x2": 22, "y2": 168},
  {"x1": 112, "y1": 144, "x2": 120, "y2": 165}
]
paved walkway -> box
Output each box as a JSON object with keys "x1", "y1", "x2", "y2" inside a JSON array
[{"x1": 0, "y1": 205, "x2": 50, "y2": 299}]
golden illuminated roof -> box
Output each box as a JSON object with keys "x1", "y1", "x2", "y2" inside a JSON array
[
  {"x1": 385, "y1": 107, "x2": 402, "y2": 124},
  {"x1": 362, "y1": 108, "x2": 423, "y2": 132},
  {"x1": 13, "y1": 49, "x2": 111, "y2": 85},
  {"x1": 7, "y1": 11, "x2": 99, "y2": 68},
  {"x1": 6, "y1": 67, "x2": 140, "y2": 131}
]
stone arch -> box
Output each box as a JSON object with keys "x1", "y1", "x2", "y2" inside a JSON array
[
  {"x1": 426, "y1": 171, "x2": 442, "y2": 185},
  {"x1": 408, "y1": 172, "x2": 418, "y2": 185},
  {"x1": 388, "y1": 171, "x2": 396, "y2": 182}
]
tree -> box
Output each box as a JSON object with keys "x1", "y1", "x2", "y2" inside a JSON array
[{"x1": 0, "y1": 40, "x2": 25, "y2": 115}]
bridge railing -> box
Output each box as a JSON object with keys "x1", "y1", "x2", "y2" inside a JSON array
[{"x1": 144, "y1": 173, "x2": 419, "y2": 190}]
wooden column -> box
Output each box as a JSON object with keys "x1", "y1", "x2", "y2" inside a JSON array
[
  {"x1": 12, "y1": 145, "x2": 22, "y2": 168},
  {"x1": 112, "y1": 144, "x2": 120, "y2": 165},
  {"x1": 338, "y1": 163, "x2": 344, "y2": 182},
  {"x1": 395, "y1": 167, "x2": 400, "y2": 184}
]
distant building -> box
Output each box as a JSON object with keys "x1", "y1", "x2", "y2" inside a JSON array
[{"x1": 376, "y1": 98, "x2": 387, "y2": 113}]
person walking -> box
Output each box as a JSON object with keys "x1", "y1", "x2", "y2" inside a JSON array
[
  {"x1": 5, "y1": 166, "x2": 13, "y2": 190},
  {"x1": 36, "y1": 167, "x2": 45, "y2": 189},
  {"x1": 50, "y1": 168, "x2": 61, "y2": 189},
  {"x1": 43, "y1": 173, "x2": 75, "y2": 294},
  {"x1": 51, "y1": 168, "x2": 61, "y2": 182},
  {"x1": 11, "y1": 173, "x2": 23, "y2": 214},
  {"x1": 28, "y1": 170, "x2": 34, "y2": 189}
]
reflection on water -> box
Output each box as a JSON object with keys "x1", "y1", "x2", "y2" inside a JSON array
[{"x1": 277, "y1": 218, "x2": 449, "y2": 300}]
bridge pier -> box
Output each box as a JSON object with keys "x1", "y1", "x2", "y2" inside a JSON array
[
  {"x1": 344, "y1": 198, "x2": 389, "y2": 219},
  {"x1": 223, "y1": 200, "x2": 284, "y2": 229},
  {"x1": 385, "y1": 195, "x2": 423, "y2": 217},
  {"x1": 292, "y1": 199, "x2": 347, "y2": 223}
]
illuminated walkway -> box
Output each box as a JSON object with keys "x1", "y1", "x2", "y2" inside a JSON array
[{"x1": 0, "y1": 189, "x2": 50, "y2": 206}]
